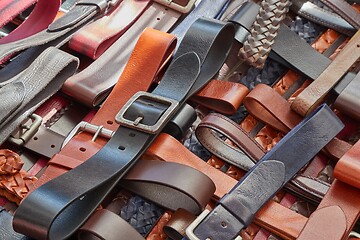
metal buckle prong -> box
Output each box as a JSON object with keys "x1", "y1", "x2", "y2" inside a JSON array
[
  {"x1": 154, "y1": 0, "x2": 196, "y2": 14},
  {"x1": 115, "y1": 91, "x2": 179, "y2": 135},
  {"x1": 8, "y1": 114, "x2": 42, "y2": 146},
  {"x1": 61, "y1": 121, "x2": 114, "y2": 149},
  {"x1": 185, "y1": 209, "x2": 243, "y2": 240}
]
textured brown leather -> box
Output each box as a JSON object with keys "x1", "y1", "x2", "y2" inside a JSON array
[
  {"x1": 33, "y1": 29, "x2": 176, "y2": 190},
  {"x1": 190, "y1": 79, "x2": 249, "y2": 114},
  {"x1": 163, "y1": 208, "x2": 196, "y2": 240},
  {"x1": 0, "y1": 150, "x2": 23, "y2": 175},
  {"x1": 297, "y1": 206, "x2": 347, "y2": 240},
  {"x1": 146, "y1": 133, "x2": 307, "y2": 239},
  {"x1": 146, "y1": 211, "x2": 172, "y2": 240},
  {"x1": 291, "y1": 30, "x2": 360, "y2": 116}
]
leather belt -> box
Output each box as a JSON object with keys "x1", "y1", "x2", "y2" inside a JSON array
[
  {"x1": 319, "y1": 0, "x2": 360, "y2": 29},
  {"x1": 0, "y1": 47, "x2": 79, "y2": 146},
  {"x1": 185, "y1": 104, "x2": 343, "y2": 240},
  {"x1": 0, "y1": 0, "x2": 119, "y2": 64},
  {"x1": 13, "y1": 18, "x2": 235, "y2": 240},
  {"x1": 0, "y1": 0, "x2": 60, "y2": 44},
  {"x1": 334, "y1": 71, "x2": 360, "y2": 120},
  {"x1": 291, "y1": 29, "x2": 360, "y2": 116},
  {"x1": 62, "y1": 0, "x2": 195, "y2": 106},
  {"x1": 290, "y1": 0, "x2": 356, "y2": 36},
  {"x1": 298, "y1": 138, "x2": 360, "y2": 239}
]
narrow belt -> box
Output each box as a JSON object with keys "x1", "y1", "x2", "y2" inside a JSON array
[
  {"x1": 319, "y1": 0, "x2": 360, "y2": 29},
  {"x1": 185, "y1": 104, "x2": 343, "y2": 240},
  {"x1": 62, "y1": 0, "x2": 196, "y2": 106},
  {"x1": 13, "y1": 18, "x2": 235, "y2": 240},
  {"x1": 0, "y1": 47, "x2": 79, "y2": 146},
  {"x1": 0, "y1": 0, "x2": 60, "y2": 44}
]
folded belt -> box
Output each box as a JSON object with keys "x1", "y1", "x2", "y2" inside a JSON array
[
  {"x1": 0, "y1": 0, "x2": 118, "y2": 64},
  {"x1": 13, "y1": 18, "x2": 235, "y2": 240},
  {"x1": 0, "y1": 47, "x2": 79, "y2": 146},
  {"x1": 319, "y1": 0, "x2": 360, "y2": 29},
  {"x1": 186, "y1": 104, "x2": 343, "y2": 240}
]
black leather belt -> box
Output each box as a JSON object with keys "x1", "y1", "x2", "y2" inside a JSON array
[
  {"x1": 13, "y1": 18, "x2": 235, "y2": 240},
  {"x1": 185, "y1": 104, "x2": 344, "y2": 240}
]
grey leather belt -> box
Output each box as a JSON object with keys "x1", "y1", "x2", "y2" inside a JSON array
[
  {"x1": 0, "y1": 47, "x2": 79, "y2": 146},
  {"x1": 185, "y1": 104, "x2": 344, "y2": 240},
  {"x1": 13, "y1": 18, "x2": 235, "y2": 240}
]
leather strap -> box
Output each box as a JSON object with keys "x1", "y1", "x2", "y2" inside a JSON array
[
  {"x1": 146, "y1": 133, "x2": 308, "y2": 240},
  {"x1": 190, "y1": 104, "x2": 344, "y2": 240},
  {"x1": 195, "y1": 113, "x2": 265, "y2": 171},
  {"x1": 334, "y1": 71, "x2": 360, "y2": 120},
  {"x1": 32, "y1": 28, "x2": 176, "y2": 191},
  {"x1": 163, "y1": 208, "x2": 196, "y2": 240},
  {"x1": 319, "y1": 0, "x2": 360, "y2": 29},
  {"x1": 290, "y1": 0, "x2": 356, "y2": 36},
  {"x1": 0, "y1": 47, "x2": 79, "y2": 146},
  {"x1": 291, "y1": 29, "x2": 360, "y2": 116},
  {"x1": 0, "y1": 0, "x2": 117, "y2": 64},
  {"x1": 190, "y1": 80, "x2": 249, "y2": 115},
  {"x1": 68, "y1": 0, "x2": 151, "y2": 59},
  {"x1": 13, "y1": 18, "x2": 234, "y2": 240},
  {"x1": 0, "y1": 0, "x2": 60, "y2": 44},
  {"x1": 298, "y1": 139, "x2": 360, "y2": 239},
  {"x1": 62, "y1": 1, "x2": 185, "y2": 106}
]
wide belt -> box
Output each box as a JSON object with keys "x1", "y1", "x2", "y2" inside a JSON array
[
  {"x1": 0, "y1": 0, "x2": 119, "y2": 64},
  {"x1": 0, "y1": 0, "x2": 60, "y2": 44},
  {"x1": 0, "y1": 47, "x2": 79, "y2": 146},
  {"x1": 13, "y1": 18, "x2": 235, "y2": 240},
  {"x1": 185, "y1": 104, "x2": 343, "y2": 240},
  {"x1": 62, "y1": 0, "x2": 196, "y2": 106}
]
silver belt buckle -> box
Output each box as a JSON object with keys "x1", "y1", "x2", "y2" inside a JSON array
[
  {"x1": 154, "y1": 0, "x2": 196, "y2": 14},
  {"x1": 8, "y1": 114, "x2": 42, "y2": 146}
]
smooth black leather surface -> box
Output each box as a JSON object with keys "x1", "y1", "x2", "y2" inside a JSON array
[
  {"x1": 270, "y1": 24, "x2": 332, "y2": 80},
  {"x1": 13, "y1": 18, "x2": 234, "y2": 240},
  {"x1": 191, "y1": 104, "x2": 344, "y2": 240}
]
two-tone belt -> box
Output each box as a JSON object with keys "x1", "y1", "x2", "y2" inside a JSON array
[{"x1": 13, "y1": 18, "x2": 235, "y2": 240}]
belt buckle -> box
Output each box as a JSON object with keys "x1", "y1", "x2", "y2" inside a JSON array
[
  {"x1": 8, "y1": 114, "x2": 42, "y2": 146},
  {"x1": 154, "y1": 0, "x2": 196, "y2": 14},
  {"x1": 61, "y1": 121, "x2": 114, "y2": 149},
  {"x1": 115, "y1": 91, "x2": 179, "y2": 134},
  {"x1": 185, "y1": 209, "x2": 243, "y2": 240}
]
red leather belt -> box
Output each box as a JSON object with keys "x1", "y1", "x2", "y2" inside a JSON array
[{"x1": 0, "y1": 0, "x2": 60, "y2": 44}]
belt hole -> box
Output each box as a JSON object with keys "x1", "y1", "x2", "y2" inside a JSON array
[
  {"x1": 221, "y1": 221, "x2": 227, "y2": 228},
  {"x1": 33, "y1": 137, "x2": 38, "y2": 140},
  {"x1": 107, "y1": 120, "x2": 113, "y2": 125},
  {"x1": 118, "y1": 146, "x2": 125, "y2": 151},
  {"x1": 50, "y1": 145, "x2": 55, "y2": 148},
  {"x1": 79, "y1": 147, "x2": 86, "y2": 152},
  {"x1": 165, "y1": 8, "x2": 168, "y2": 11},
  {"x1": 156, "y1": 17, "x2": 160, "y2": 21},
  {"x1": 129, "y1": 132, "x2": 135, "y2": 137}
]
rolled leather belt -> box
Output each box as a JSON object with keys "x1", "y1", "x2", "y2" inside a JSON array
[
  {"x1": 13, "y1": 18, "x2": 235, "y2": 240},
  {"x1": 0, "y1": 0, "x2": 60, "y2": 44},
  {"x1": 185, "y1": 104, "x2": 344, "y2": 240}
]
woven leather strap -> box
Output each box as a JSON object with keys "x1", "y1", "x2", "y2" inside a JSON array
[{"x1": 238, "y1": 0, "x2": 291, "y2": 68}]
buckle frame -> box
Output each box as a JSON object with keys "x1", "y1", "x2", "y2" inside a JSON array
[
  {"x1": 154, "y1": 0, "x2": 196, "y2": 14},
  {"x1": 61, "y1": 121, "x2": 114, "y2": 149},
  {"x1": 185, "y1": 209, "x2": 243, "y2": 240},
  {"x1": 8, "y1": 114, "x2": 42, "y2": 146},
  {"x1": 115, "y1": 91, "x2": 179, "y2": 135}
]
